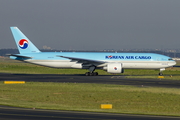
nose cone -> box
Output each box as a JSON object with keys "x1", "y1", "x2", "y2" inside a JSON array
[
  {"x1": 169, "y1": 61, "x2": 176, "y2": 67},
  {"x1": 173, "y1": 61, "x2": 176, "y2": 66}
]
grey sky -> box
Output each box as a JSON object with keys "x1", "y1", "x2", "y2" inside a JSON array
[{"x1": 0, "y1": 0, "x2": 180, "y2": 50}]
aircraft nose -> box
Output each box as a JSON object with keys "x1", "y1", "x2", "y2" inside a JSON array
[{"x1": 169, "y1": 61, "x2": 176, "y2": 66}]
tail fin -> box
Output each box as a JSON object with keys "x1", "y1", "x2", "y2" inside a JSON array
[{"x1": 10, "y1": 27, "x2": 41, "y2": 54}]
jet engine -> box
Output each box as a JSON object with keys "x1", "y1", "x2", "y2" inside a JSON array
[{"x1": 104, "y1": 63, "x2": 123, "y2": 74}]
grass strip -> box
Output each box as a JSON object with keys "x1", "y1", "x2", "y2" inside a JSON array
[{"x1": 0, "y1": 82, "x2": 180, "y2": 116}]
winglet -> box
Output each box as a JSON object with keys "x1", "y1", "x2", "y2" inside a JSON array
[{"x1": 10, "y1": 27, "x2": 41, "y2": 54}]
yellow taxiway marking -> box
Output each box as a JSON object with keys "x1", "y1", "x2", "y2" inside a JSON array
[
  {"x1": 4, "y1": 81, "x2": 25, "y2": 84},
  {"x1": 101, "y1": 104, "x2": 112, "y2": 109},
  {"x1": 158, "y1": 76, "x2": 164, "y2": 78}
]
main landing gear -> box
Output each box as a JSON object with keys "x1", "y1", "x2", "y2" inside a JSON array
[
  {"x1": 85, "y1": 66, "x2": 99, "y2": 76},
  {"x1": 85, "y1": 72, "x2": 98, "y2": 76}
]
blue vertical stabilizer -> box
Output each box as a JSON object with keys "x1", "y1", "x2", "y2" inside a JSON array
[{"x1": 10, "y1": 27, "x2": 41, "y2": 54}]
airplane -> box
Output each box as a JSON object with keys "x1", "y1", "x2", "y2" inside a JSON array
[{"x1": 9, "y1": 26, "x2": 176, "y2": 76}]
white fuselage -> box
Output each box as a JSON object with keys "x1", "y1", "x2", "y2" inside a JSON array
[{"x1": 24, "y1": 59, "x2": 175, "y2": 69}]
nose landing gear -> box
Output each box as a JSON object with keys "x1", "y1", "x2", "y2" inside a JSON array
[{"x1": 159, "y1": 68, "x2": 165, "y2": 76}]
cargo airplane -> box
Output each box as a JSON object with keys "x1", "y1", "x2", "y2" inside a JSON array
[{"x1": 9, "y1": 27, "x2": 176, "y2": 76}]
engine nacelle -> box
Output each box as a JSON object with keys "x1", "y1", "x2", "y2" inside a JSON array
[{"x1": 105, "y1": 63, "x2": 123, "y2": 74}]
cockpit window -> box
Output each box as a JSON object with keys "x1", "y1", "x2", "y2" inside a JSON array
[{"x1": 168, "y1": 58, "x2": 173, "y2": 61}]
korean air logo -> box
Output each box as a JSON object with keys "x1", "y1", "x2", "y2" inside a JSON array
[
  {"x1": 19, "y1": 39, "x2": 28, "y2": 49},
  {"x1": 114, "y1": 67, "x2": 117, "y2": 70},
  {"x1": 107, "y1": 55, "x2": 113, "y2": 58}
]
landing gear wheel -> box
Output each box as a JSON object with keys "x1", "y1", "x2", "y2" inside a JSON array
[
  {"x1": 85, "y1": 72, "x2": 98, "y2": 76},
  {"x1": 94, "y1": 72, "x2": 98, "y2": 76},
  {"x1": 159, "y1": 73, "x2": 163, "y2": 76},
  {"x1": 90, "y1": 72, "x2": 94, "y2": 76},
  {"x1": 85, "y1": 72, "x2": 90, "y2": 76}
]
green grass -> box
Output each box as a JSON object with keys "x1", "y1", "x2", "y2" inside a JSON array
[{"x1": 0, "y1": 82, "x2": 180, "y2": 116}]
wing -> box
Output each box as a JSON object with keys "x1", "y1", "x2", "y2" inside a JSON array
[{"x1": 57, "y1": 55, "x2": 105, "y2": 66}]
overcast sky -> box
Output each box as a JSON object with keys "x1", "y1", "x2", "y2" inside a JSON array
[{"x1": 1, "y1": 0, "x2": 180, "y2": 50}]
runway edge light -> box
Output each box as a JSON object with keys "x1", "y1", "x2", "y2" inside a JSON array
[
  {"x1": 4, "y1": 81, "x2": 25, "y2": 84},
  {"x1": 100, "y1": 104, "x2": 112, "y2": 109}
]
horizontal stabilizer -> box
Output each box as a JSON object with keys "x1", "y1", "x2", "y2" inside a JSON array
[{"x1": 7, "y1": 54, "x2": 32, "y2": 59}]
